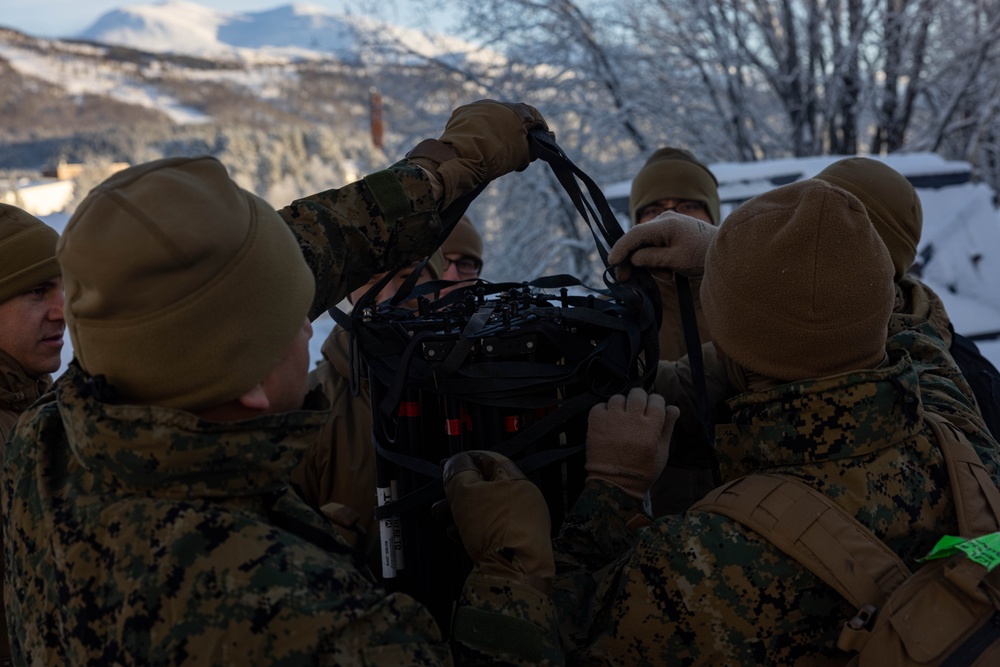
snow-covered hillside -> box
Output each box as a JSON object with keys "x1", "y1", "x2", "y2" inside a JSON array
[
  {"x1": 0, "y1": 39, "x2": 214, "y2": 124},
  {"x1": 0, "y1": 2, "x2": 502, "y2": 137}
]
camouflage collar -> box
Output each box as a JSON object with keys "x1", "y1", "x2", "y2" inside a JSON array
[
  {"x1": 895, "y1": 276, "x2": 952, "y2": 348},
  {"x1": 0, "y1": 348, "x2": 50, "y2": 413},
  {"x1": 57, "y1": 365, "x2": 330, "y2": 499},
  {"x1": 714, "y1": 349, "x2": 921, "y2": 481}
]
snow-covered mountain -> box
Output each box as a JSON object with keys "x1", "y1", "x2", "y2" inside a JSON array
[{"x1": 77, "y1": 1, "x2": 494, "y2": 67}]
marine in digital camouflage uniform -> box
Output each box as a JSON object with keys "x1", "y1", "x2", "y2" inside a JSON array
[
  {"x1": 648, "y1": 158, "x2": 996, "y2": 516},
  {"x1": 0, "y1": 205, "x2": 62, "y2": 443},
  {"x1": 0, "y1": 204, "x2": 63, "y2": 667},
  {"x1": 555, "y1": 179, "x2": 1000, "y2": 665},
  {"x1": 627, "y1": 147, "x2": 720, "y2": 363},
  {"x1": 291, "y1": 252, "x2": 445, "y2": 567},
  {"x1": 625, "y1": 148, "x2": 724, "y2": 516},
  {"x1": 3, "y1": 101, "x2": 563, "y2": 666},
  {"x1": 816, "y1": 156, "x2": 998, "y2": 436}
]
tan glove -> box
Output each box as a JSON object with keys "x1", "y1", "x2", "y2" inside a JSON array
[
  {"x1": 407, "y1": 100, "x2": 553, "y2": 210},
  {"x1": 442, "y1": 450, "x2": 554, "y2": 594},
  {"x1": 609, "y1": 212, "x2": 718, "y2": 282},
  {"x1": 585, "y1": 387, "x2": 680, "y2": 500}
]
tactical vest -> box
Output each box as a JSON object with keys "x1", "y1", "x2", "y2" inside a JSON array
[{"x1": 694, "y1": 411, "x2": 1000, "y2": 666}]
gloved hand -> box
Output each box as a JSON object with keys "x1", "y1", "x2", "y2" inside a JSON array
[
  {"x1": 609, "y1": 212, "x2": 718, "y2": 282},
  {"x1": 585, "y1": 387, "x2": 680, "y2": 500},
  {"x1": 407, "y1": 100, "x2": 553, "y2": 210},
  {"x1": 442, "y1": 450, "x2": 554, "y2": 594}
]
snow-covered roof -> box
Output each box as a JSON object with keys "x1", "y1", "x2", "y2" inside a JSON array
[{"x1": 603, "y1": 152, "x2": 972, "y2": 206}]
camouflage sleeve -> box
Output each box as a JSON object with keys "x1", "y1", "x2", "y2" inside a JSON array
[
  {"x1": 887, "y1": 313, "x2": 1000, "y2": 478},
  {"x1": 552, "y1": 479, "x2": 648, "y2": 649},
  {"x1": 451, "y1": 574, "x2": 564, "y2": 666},
  {"x1": 278, "y1": 160, "x2": 443, "y2": 320}
]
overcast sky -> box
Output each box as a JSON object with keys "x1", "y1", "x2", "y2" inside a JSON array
[{"x1": 1, "y1": 0, "x2": 454, "y2": 39}]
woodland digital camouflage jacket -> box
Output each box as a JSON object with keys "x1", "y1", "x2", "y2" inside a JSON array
[
  {"x1": 0, "y1": 349, "x2": 49, "y2": 667},
  {"x1": 0, "y1": 350, "x2": 49, "y2": 444},
  {"x1": 554, "y1": 315, "x2": 1000, "y2": 666},
  {"x1": 3, "y1": 161, "x2": 562, "y2": 666}
]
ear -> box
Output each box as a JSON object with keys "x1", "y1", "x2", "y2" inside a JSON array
[{"x1": 237, "y1": 383, "x2": 270, "y2": 411}]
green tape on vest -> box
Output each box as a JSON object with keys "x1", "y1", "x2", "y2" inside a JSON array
[
  {"x1": 921, "y1": 532, "x2": 1000, "y2": 571},
  {"x1": 363, "y1": 170, "x2": 411, "y2": 222}
]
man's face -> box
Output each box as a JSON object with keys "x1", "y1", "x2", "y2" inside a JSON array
[
  {"x1": 350, "y1": 261, "x2": 435, "y2": 308},
  {"x1": 636, "y1": 198, "x2": 712, "y2": 225},
  {"x1": 258, "y1": 316, "x2": 313, "y2": 414},
  {"x1": 441, "y1": 253, "x2": 482, "y2": 296},
  {"x1": 0, "y1": 277, "x2": 65, "y2": 378}
]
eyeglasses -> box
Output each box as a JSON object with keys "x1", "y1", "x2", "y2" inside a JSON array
[
  {"x1": 637, "y1": 199, "x2": 707, "y2": 223},
  {"x1": 443, "y1": 256, "x2": 482, "y2": 277}
]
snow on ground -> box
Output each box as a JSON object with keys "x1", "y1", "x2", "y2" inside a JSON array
[{"x1": 0, "y1": 43, "x2": 212, "y2": 124}]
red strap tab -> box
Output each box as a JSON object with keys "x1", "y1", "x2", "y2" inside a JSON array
[{"x1": 398, "y1": 402, "x2": 421, "y2": 417}]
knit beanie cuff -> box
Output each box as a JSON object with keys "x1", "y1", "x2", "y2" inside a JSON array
[{"x1": 0, "y1": 222, "x2": 60, "y2": 303}]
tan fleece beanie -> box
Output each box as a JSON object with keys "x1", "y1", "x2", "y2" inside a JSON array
[
  {"x1": 427, "y1": 248, "x2": 446, "y2": 279},
  {"x1": 58, "y1": 156, "x2": 315, "y2": 411},
  {"x1": 0, "y1": 204, "x2": 60, "y2": 303},
  {"x1": 441, "y1": 215, "x2": 483, "y2": 264},
  {"x1": 815, "y1": 157, "x2": 922, "y2": 279},
  {"x1": 701, "y1": 179, "x2": 894, "y2": 381},
  {"x1": 629, "y1": 147, "x2": 721, "y2": 226}
]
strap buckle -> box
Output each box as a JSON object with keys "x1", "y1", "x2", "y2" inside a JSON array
[{"x1": 838, "y1": 604, "x2": 878, "y2": 653}]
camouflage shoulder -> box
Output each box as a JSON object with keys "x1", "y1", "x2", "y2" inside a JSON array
[{"x1": 3, "y1": 382, "x2": 61, "y2": 467}]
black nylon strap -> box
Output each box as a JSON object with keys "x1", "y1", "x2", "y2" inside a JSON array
[
  {"x1": 442, "y1": 304, "x2": 497, "y2": 376},
  {"x1": 675, "y1": 273, "x2": 720, "y2": 484},
  {"x1": 527, "y1": 129, "x2": 661, "y2": 372},
  {"x1": 940, "y1": 610, "x2": 1000, "y2": 667}
]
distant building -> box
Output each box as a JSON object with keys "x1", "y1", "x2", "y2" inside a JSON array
[
  {"x1": 1, "y1": 179, "x2": 75, "y2": 216},
  {"x1": 42, "y1": 161, "x2": 130, "y2": 181},
  {"x1": 2, "y1": 162, "x2": 131, "y2": 216}
]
